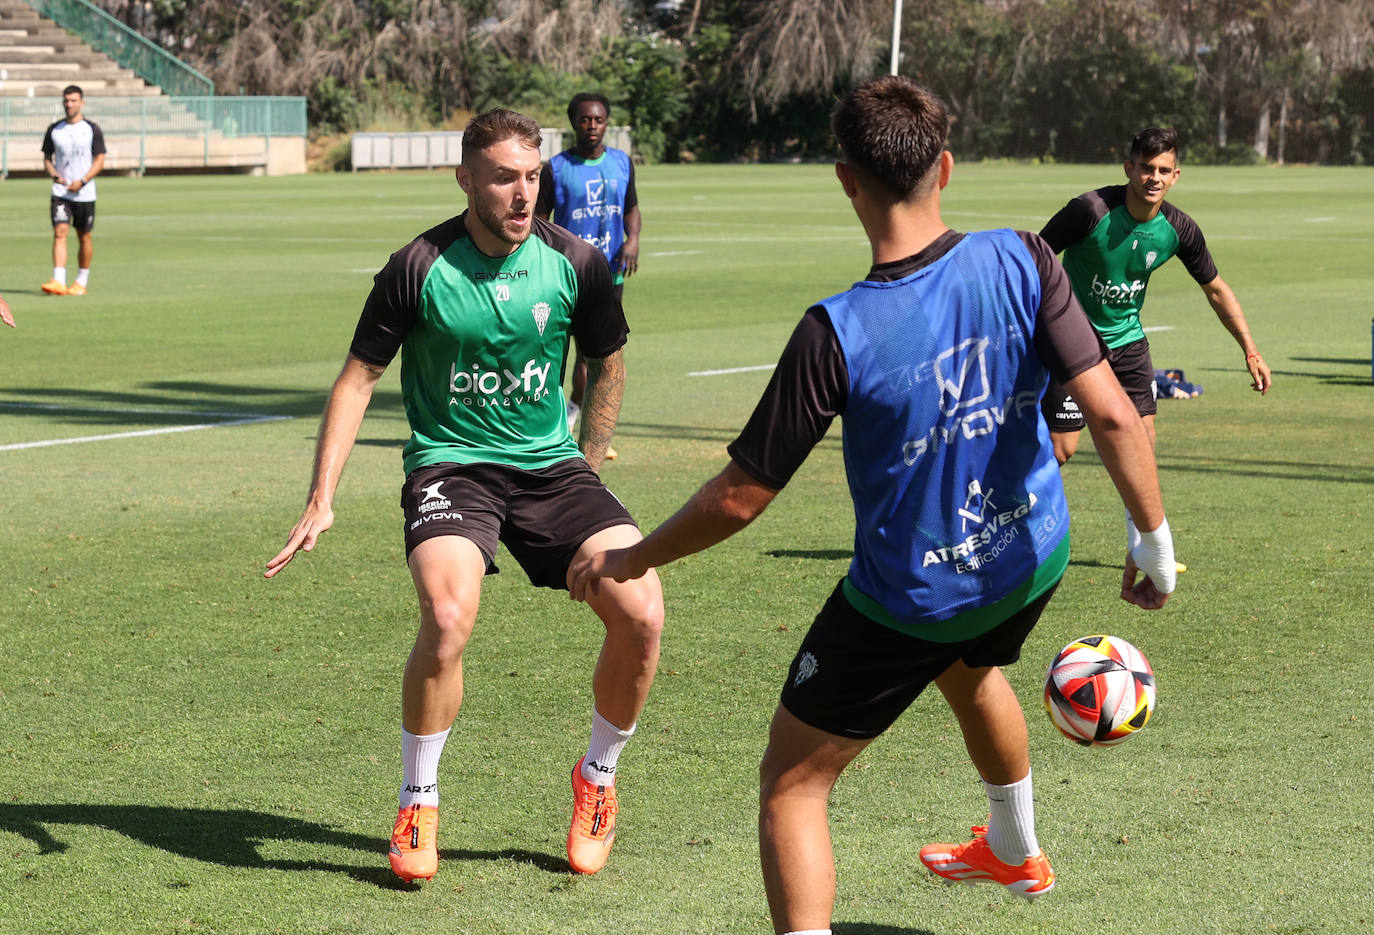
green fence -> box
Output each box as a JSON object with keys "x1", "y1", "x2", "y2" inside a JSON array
[
  {"x1": 27, "y1": 0, "x2": 214, "y2": 98},
  {"x1": 1, "y1": 96, "x2": 307, "y2": 175}
]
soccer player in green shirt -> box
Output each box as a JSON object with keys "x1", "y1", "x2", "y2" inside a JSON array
[
  {"x1": 1039, "y1": 127, "x2": 1272, "y2": 469},
  {"x1": 266, "y1": 108, "x2": 663, "y2": 884}
]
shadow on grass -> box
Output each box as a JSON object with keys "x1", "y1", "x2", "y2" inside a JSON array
[
  {"x1": 1074, "y1": 449, "x2": 1374, "y2": 485},
  {"x1": 0, "y1": 803, "x2": 568, "y2": 888},
  {"x1": 767, "y1": 549, "x2": 852, "y2": 561},
  {"x1": 0, "y1": 382, "x2": 408, "y2": 422}
]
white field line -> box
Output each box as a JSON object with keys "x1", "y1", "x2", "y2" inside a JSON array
[
  {"x1": 0, "y1": 401, "x2": 291, "y2": 452},
  {"x1": 688, "y1": 364, "x2": 777, "y2": 377}
]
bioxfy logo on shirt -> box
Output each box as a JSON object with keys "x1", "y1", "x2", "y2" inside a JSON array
[{"x1": 448, "y1": 359, "x2": 552, "y2": 407}]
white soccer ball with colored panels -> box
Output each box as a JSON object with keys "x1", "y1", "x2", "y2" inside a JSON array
[{"x1": 1043, "y1": 635, "x2": 1156, "y2": 746}]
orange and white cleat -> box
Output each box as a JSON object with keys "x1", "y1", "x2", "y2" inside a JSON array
[
  {"x1": 567, "y1": 757, "x2": 618, "y2": 873},
  {"x1": 41, "y1": 279, "x2": 67, "y2": 295},
  {"x1": 388, "y1": 804, "x2": 439, "y2": 882},
  {"x1": 66, "y1": 283, "x2": 86, "y2": 296},
  {"x1": 919, "y1": 825, "x2": 1055, "y2": 900}
]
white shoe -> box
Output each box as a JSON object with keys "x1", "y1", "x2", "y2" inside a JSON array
[{"x1": 566, "y1": 402, "x2": 580, "y2": 432}]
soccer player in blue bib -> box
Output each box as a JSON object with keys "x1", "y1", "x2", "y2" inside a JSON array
[
  {"x1": 536, "y1": 93, "x2": 641, "y2": 456},
  {"x1": 570, "y1": 77, "x2": 1177, "y2": 932}
]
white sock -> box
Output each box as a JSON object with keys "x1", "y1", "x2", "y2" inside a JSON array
[
  {"x1": 400, "y1": 727, "x2": 450, "y2": 808},
  {"x1": 53, "y1": 267, "x2": 66, "y2": 285},
  {"x1": 76, "y1": 268, "x2": 90, "y2": 287},
  {"x1": 581, "y1": 708, "x2": 634, "y2": 786},
  {"x1": 983, "y1": 771, "x2": 1038, "y2": 865},
  {"x1": 1125, "y1": 510, "x2": 1142, "y2": 554},
  {"x1": 783, "y1": 930, "x2": 832, "y2": 935}
]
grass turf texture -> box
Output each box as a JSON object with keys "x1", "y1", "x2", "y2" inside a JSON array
[{"x1": 1, "y1": 163, "x2": 1371, "y2": 934}]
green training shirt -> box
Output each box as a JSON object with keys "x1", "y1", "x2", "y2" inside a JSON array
[
  {"x1": 1039, "y1": 185, "x2": 1218, "y2": 349},
  {"x1": 350, "y1": 213, "x2": 627, "y2": 475}
]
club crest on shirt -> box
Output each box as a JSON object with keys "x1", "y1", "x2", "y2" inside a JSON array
[{"x1": 532, "y1": 302, "x2": 550, "y2": 335}]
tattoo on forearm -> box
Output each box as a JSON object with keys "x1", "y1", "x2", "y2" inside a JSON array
[{"x1": 580, "y1": 353, "x2": 625, "y2": 463}]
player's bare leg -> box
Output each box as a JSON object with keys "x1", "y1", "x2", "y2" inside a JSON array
[
  {"x1": 1050, "y1": 429, "x2": 1080, "y2": 466},
  {"x1": 758, "y1": 705, "x2": 870, "y2": 934},
  {"x1": 388, "y1": 535, "x2": 484, "y2": 882},
  {"x1": 567, "y1": 523, "x2": 663, "y2": 872},
  {"x1": 43, "y1": 223, "x2": 70, "y2": 294}
]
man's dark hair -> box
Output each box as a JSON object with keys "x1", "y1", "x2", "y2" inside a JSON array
[
  {"x1": 462, "y1": 108, "x2": 541, "y2": 163},
  {"x1": 63, "y1": 85, "x2": 83, "y2": 98},
  {"x1": 831, "y1": 75, "x2": 949, "y2": 201},
  {"x1": 568, "y1": 92, "x2": 611, "y2": 122},
  {"x1": 1129, "y1": 127, "x2": 1180, "y2": 162}
]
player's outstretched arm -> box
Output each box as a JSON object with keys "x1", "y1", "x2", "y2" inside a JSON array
[
  {"x1": 568, "y1": 460, "x2": 778, "y2": 601},
  {"x1": 1064, "y1": 359, "x2": 1175, "y2": 608},
  {"x1": 580, "y1": 348, "x2": 625, "y2": 472},
  {"x1": 1200, "y1": 275, "x2": 1271, "y2": 394},
  {"x1": 265, "y1": 355, "x2": 384, "y2": 578}
]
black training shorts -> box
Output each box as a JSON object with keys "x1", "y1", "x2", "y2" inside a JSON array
[
  {"x1": 1040, "y1": 337, "x2": 1157, "y2": 431},
  {"x1": 51, "y1": 197, "x2": 95, "y2": 233},
  {"x1": 779, "y1": 579, "x2": 1059, "y2": 739},
  {"x1": 400, "y1": 458, "x2": 635, "y2": 589}
]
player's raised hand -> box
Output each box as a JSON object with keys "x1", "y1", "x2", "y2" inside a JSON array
[{"x1": 265, "y1": 504, "x2": 335, "y2": 578}]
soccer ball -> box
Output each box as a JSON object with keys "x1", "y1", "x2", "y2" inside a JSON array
[{"x1": 1043, "y1": 635, "x2": 1156, "y2": 746}]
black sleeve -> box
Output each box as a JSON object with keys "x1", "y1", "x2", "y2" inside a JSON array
[
  {"x1": 551, "y1": 219, "x2": 628, "y2": 359},
  {"x1": 726, "y1": 306, "x2": 848, "y2": 490},
  {"x1": 624, "y1": 162, "x2": 638, "y2": 211},
  {"x1": 535, "y1": 161, "x2": 555, "y2": 219},
  {"x1": 1038, "y1": 191, "x2": 1104, "y2": 254},
  {"x1": 348, "y1": 220, "x2": 457, "y2": 367},
  {"x1": 1017, "y1": 232, "x2": 1108, "y2": 383},
  {"x1": 89, "y1": 122, "x2": 106, "y2": 156},
  {"x1": 1161, "y1": 203, "x2": 1220, "y2": 284},
  {"x1": 41, "y1": 124, "x2": 55, "y2": 158}
]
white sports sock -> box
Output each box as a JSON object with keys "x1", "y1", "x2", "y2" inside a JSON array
[
  {"x1": 400, "y1": 727, "x2": 450, "y2": 808},
  {"x1": 783, "y1": 930, "x2": 832, "y2": 935},
  {"x1": 983, "y1": 770, "x2": 1038, "y2": 865},
  {"x1": 53, "y1": 267, "x2": 66, "y2": 285},
  {"x1": 581, "y1": 708, "x2": 634, "y2": 786},
  {"x1": 76, "y1": 268, "x2": 90, "y2": 287}
]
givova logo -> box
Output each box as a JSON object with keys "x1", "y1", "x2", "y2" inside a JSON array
[{"x1": 584, "y1": 178, "x2": 606, "y2": 206}]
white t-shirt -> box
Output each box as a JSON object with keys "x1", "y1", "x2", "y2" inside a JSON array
[{"x1": 42, "y1": 118, "x2": 106, "y2": 203}]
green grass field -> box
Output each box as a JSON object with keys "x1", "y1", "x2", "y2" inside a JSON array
[{"x1": 1, "y1": 162, "x2": 1371, "y2": 934}]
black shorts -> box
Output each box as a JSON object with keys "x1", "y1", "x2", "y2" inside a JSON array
[
  {"x1": 400, "y1": 458, "x2": 635, "y2": 589},
  {"x1": 1040, "y1": 338, "x2": 1157, "y2": 431},
  {"x1": 779, "y1": 579, "x2": 1059, "y2": 739},
  {"x1": 51, "y1": 197, "x2": 95, "y2": 232}
]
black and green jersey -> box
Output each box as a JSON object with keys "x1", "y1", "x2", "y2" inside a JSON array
[
  {"x1": 350, "y1": 213, "x2": 627, "y2": 475},
  {"x1": 1039, "y1": 185, "x2": 1218, "y2": 349}
]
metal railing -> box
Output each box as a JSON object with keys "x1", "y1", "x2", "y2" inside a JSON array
[
  {"x1": 26, "y1": 0, "x2": 214, "y2": 97},
  {"x1": 1, "y1": 95, "x2": 306, "y2": 175},
  {"x1": 351, "y1": 127, "x2": 635, "y2": 170}
]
